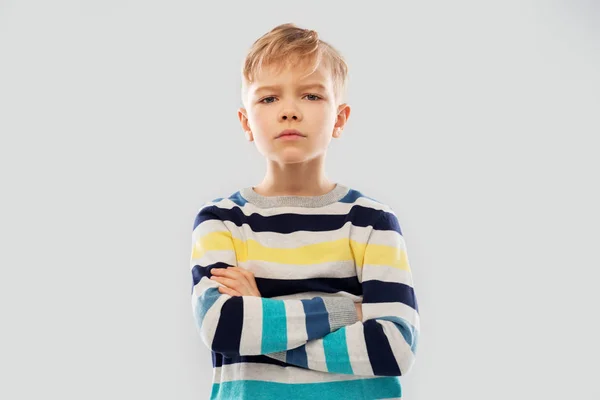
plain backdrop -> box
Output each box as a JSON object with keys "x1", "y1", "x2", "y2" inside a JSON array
[{"x1": 1, "y1": 1, "x2": 599, "y2": 399}]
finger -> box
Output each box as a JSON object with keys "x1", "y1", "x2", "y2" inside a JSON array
[
  {"x1": 234, "y1": 267, "x2": 259, "y2": 291},
  {"x1": 231, "y1": 266, "x2": 257, "y2": 285},
  {"x1": 218, "y1": 286, "x2": 242, "y2": 297},
  {"x1": 216, "y1": 267, "x2": 247, "y2": 282},
  {"x1": 223, "y1": 268, "x2": 252, "y2": 289},
  {"x1": 211, "y1": 276, "x2": 242, "y2": 291},
  {"x1": 226, "y1": 267, "x2": 260, "y2": 296},
  {"x1": 232, "y1": 266, "x2": 252, "y2": 277}
]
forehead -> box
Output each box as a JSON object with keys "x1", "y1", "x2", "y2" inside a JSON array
[{"x1": 249, "y1": 62, "x2": 333, "y2": 93}]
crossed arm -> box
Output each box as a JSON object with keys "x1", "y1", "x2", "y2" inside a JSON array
[{"x1": 190, "y1": 206, "x2": 419, "y2": 376}]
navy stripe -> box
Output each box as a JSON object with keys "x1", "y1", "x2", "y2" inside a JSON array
[
  {"x1": 212, "y1": 352, "x2": 291, "y2": 368},
  {"x1": 191, "y1": 263, "x2": 230, "y2": 291},
  {"x1": 362, "y1": 280, "x2": 418, "y2": 311},
  {"x1": 192, "y1": 267, "x2": 362, "y2": 299},
  {"x1": 193, "y1": 204, "x2": 399, "y2": 234},
  {"x1": 211, "y1": 297, "x2": 243, "y2": 357},
  {"x1": 301, "y1": 297, "x2": 330, "y2": 340},
  {"x1": 374, "y1": 211, "x2": 403, "y2": 235},
  {"x1": 364, "y1": 320, "x2": 402, "y2": 376},
  {"x1": 194, "y1": 275, "x2": 415, "y2": 309},
  {"x1": 256, "y1": 276, "x2": 361, "y2": 298}
]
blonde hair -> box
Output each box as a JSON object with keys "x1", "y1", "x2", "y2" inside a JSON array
[{"x1": 241, "y1": 23, "x2": 348, "y2": 105}]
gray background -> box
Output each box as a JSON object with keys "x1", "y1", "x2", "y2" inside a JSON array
[{"x1": 1, "y1": 0, "x2": 599, "y2": 399}]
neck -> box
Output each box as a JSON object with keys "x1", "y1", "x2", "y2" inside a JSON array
[{"x1": 253, "y1": 156, "x2": 335, "y2": 197}]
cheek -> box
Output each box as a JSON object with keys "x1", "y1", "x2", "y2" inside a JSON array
[{"x1": 250, "y1": 108, "x2": 271, "y2": 128}]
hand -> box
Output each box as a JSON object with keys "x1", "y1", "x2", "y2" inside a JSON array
[
  {"x1": 355, "y1": 302, "x2": 363, "y2": 321},
  {"x1": 210, "y1": 266, "x2": 262, "y2": 297}
]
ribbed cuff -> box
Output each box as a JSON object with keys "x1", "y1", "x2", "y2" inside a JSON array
[{"x1": 322, "y1": 296, "x2": 359, "y2": 331}]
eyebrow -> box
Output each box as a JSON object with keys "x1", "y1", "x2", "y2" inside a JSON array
[{"x1": 253, "y1": 83, "x2": 328, "y2": 95}]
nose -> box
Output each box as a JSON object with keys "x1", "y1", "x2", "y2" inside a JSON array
[{"x1": 279, "y1": 107, "x2": 302, "y2": 122}]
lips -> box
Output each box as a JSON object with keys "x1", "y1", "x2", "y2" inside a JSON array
[{"x1": 276, "y1": 129, "x2": 305, "y2": 138}]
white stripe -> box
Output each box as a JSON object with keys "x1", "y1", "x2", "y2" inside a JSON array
[
  {"x1": 224, "y1": 220, "x2": 379, "y2": 246},
  {"x1": 192, "y1": 274, "x2": 221, "y2": 297},
  {"x1": 361, "y1": 264, "x2": 414, "y2": 287},
  {"x1": 239, "y1": 259, "x2": 356, "y2": 279},
  {"x1": 304, "y1": 338, "x2": 328, "y2": 372},
  {"x1": 190, "y1": 249, "x2": 237, "y2": 269},
  {"x1": 362, "y1": 302, "x2": 420, "y2": 332},
  {"x1": 344, "y1": 322, "x2": 374, "y2": 376},
  {"x1": 212, "y1": 362, "x2": 387, "y2": 384},
  {"x1": 368, "y1": 228, "x2": 407, "y2": 248},
  {"x1": 379, "y1": 320, "x2": 416, "y2": 374},
  {"x1": 239, "y1": 296, "x2": 263, "y2": 355},
  {"x1": 192, "y1": 219, "x2": 229, "y2": 239},
  {"x1": 191, "y1": 220, "x2": 402, "y2": 264},
  {"x1": 284, "y1": 300, "x2": 308, "y2": 348},
  {"x1": 200, "y1": 219, "x2": 405, "y2": 248}
]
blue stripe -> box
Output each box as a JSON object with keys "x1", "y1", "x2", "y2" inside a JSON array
[
  {"x1": 261, "y1": 299, "x2": 288, "y2": 354},
  {"x1": 338, "y1": 189, "x2": 381, "y2": 204},
  {"x1": 323, "y1": 327, "x2": 353, "y2": 374},
  {"x1": 194, "y1": 287, "x2": 220, "y2": 328},
  {"x1": 376, "y1": 316, "x2": 419, "y2": 354},
  {"x1": 228, "y1": 191, "x2": 247, "y2": 207},
  {"x1": 364, "y1": 320, "x2": 401, "y2": 376},
  {"x1": 210, "y1": 377, "x2": 402, "y2": 400},
  {"x1": 286, "y1": 345, "x2": 308, "y2": 369},
  {"x1": 193, "y1": 204, "x2": 399, "y2": 234},
  {"x1": 362, "y1": 280, "x2": 418, "y2": 311},
  {"x1": 301, "y1": 297, "x2": 330, "y2": 340}
]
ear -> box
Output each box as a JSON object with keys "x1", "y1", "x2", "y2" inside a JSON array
[
  {"x1": 238, "y1": 107, "x2": 254, "y2": 142},
  {"x1": 332, "y1": 103, "x2": 351, "y2": 138}
]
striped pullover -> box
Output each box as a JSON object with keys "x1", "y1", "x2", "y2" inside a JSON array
[{"x1": 190, "y1": 183, "x2": 420, "y2": 400}]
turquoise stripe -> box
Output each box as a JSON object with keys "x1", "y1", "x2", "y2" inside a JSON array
[
  {"x1": 210, "y1": 377, "x2": 401, "y2": 400},
  {"x1": 261, "y1": 298, "x2": 287, "y2": 354},
  {"x1": 195, "y1": 287, "x2": 220, "y2": 327},
  {"x1": 323, "y1": 327, "x2": 353, "y2": 374}
]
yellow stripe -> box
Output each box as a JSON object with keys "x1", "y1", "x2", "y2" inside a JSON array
[
  {"x1": 191, "y1": 230, "x2": 236, "y2": 260},
  {"x1": 362, "y1": 242, "x2": 410, "y2": 271},
  {"x1": 192, "y1": 231, "x2": 410, "y2": 271}
]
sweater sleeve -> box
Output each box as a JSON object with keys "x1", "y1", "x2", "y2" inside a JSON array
[
  {"x1": 264, "y1": 210, "x2": 420, "y2": 377},
  {"x1": 190, "y1": 205, "x2": 359, "y2": 357}
]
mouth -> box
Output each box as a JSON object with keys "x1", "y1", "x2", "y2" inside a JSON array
[{"x1": 276, "y1": 129, "x2": 306, "y2": 139}]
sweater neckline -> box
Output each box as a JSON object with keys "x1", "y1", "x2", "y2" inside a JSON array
[{"x1": 239, "y1": 183, "x2": 349, "y2": 208}]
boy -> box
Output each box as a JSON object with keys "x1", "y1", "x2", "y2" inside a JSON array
[{"x1": 190, "y1": 23, "x2": 419, "y2": 399}]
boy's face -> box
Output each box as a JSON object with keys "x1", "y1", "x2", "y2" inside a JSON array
[{"x1": 238, "y1": 62, "x2": 350, "y2": 165}]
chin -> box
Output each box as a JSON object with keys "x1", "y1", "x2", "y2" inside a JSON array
[
  {"x1": 273, "y1": 156, "x2": 310, "y2": 165},
  {"x1": 270, "y1": 148, "x2": 315, "y2": 164}
]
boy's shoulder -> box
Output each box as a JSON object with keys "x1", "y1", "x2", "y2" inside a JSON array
[
  {"x1": 194, "y1": 188, "x2": 246, "y2": 214},
  {"x1": 339, "y1": 186, "x2": 397, "y2": 216}
]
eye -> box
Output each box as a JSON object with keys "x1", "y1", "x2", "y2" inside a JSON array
[
  {"x1": 259, "y1": 96, "x2": 277, "y2": 104},
  {"x1": 304, "y1": 94, "x2": 322, "y2": 101}
]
